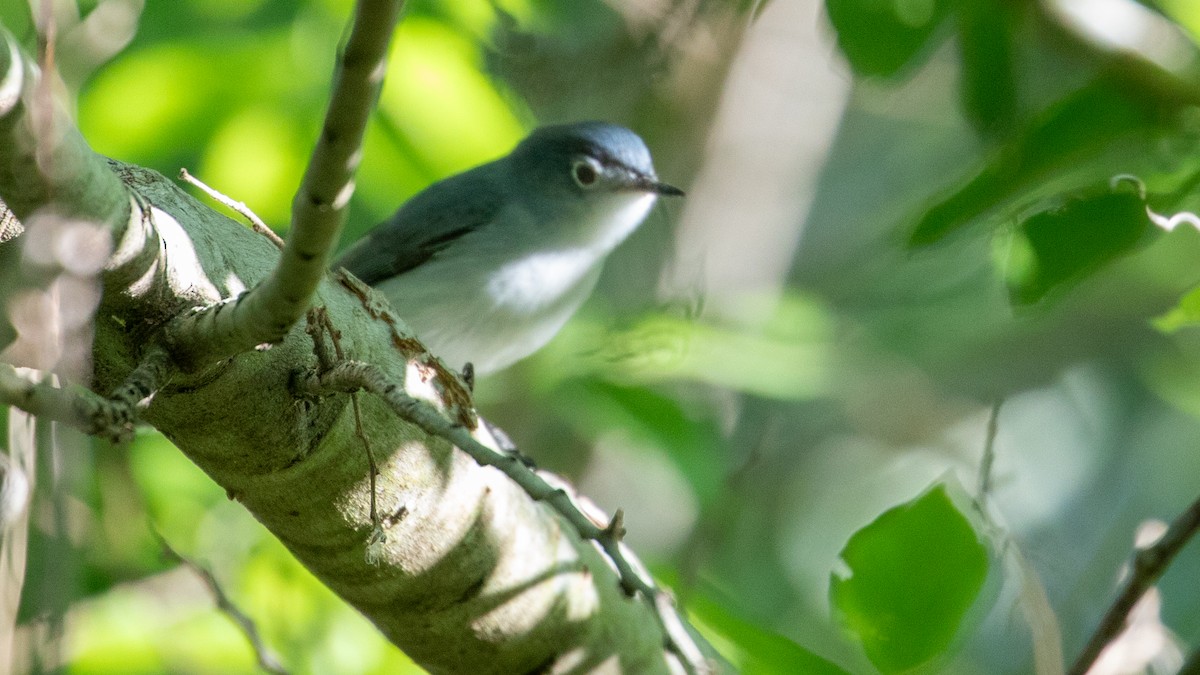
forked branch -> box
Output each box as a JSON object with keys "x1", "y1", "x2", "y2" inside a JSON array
[{"x1": 164, "y1": 0, "x2": 403, "y2": 372}]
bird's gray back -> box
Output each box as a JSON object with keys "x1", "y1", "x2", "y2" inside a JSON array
[{"x1": 335, "y1": 161, "x2": 509, "y2": 284}]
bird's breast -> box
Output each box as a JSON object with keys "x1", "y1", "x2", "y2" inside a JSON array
[
  {"x1": 485, "y1": 249, "x2": 600, "y2": 312},
  {"x1": 482, "y1": 191, "x2": 656, "y2": 311}
]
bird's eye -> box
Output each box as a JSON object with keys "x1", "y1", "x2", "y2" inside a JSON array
[{"x1": 572, "y1": 159, "x2": 599, "y2": 188}]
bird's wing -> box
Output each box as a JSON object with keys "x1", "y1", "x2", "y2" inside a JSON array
[{"x1": 335, "y1": 168, "x2": 505, "y2": 284}]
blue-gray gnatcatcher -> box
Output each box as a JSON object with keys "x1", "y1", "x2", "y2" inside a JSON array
[{"x1": 336, "y1": 121, "x2": 683, "y2": 374}]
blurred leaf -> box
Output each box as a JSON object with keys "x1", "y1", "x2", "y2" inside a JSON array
[
  {"x1": 1006, "y1": 190, "x2": 1152, "y2": 305},
  {"x1": 1155, "y1": 282, "x2": 1200, "y2": 331},
  {"x1": 689, "y1": 594, "x2": 852, "y2": 675},
  {"x1": 1142, "y1": 341, "x2": 1200, "y2": 418},
  {"x1": 830, "y1": 482, "x2": 989, "y2": 673},
  {"x1": 539, "y1": 294, "x2": 833, "y2": 401},
  {"x1": 237, "y1": 539, "x2": 426, "y2": 674},
  {"x1": 80, "y1": 44, "x2": 217, "y2": 161},
  {"x1": 199, "y1": 106, "x2": 306, "y2": 226},
  {"x1": 910, "y1": 78, "x2": 1170, "y2": 245},
  {"x1": 956, "y1": 0, "x2": 1017, "y2": 136},
  {"x1": 129, "y1": 431, "x2": 230, "y2": 548},
  {"x1": 190, "y1": 0, "x2": 270, "y2": 19},
  {"x1": 1157, "y1": 0, "x2": 1200, "y2": 43},
  {"x1": 79, "y1": 29, "x2": 328, "y2": 175},
  {"x1": 824, "y1": 0, "x2": 951, "y2": 77},
  {"x1": 68, "y1": 582, "x2": 262, "y2": 674},
  {"x1": 553, "y1": 381, "x2": 726, "y2": 505},
  {"x1": 133, "y1": 0, "x2": 311, "y2": 41},
  {"x1": 380, "y1": 18, "x2": 526, "y2": 177},
  {"x1": 0, "y1": 0, "x2": 35, "y2": 50}
]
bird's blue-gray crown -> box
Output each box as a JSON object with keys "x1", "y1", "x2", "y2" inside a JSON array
[{"x1": 509, "y1": 121, "x2": 683, "y2": 198}]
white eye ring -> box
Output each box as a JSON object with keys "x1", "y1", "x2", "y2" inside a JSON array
[{"x1": 572, "y1": 158, "x2": 600, "y2": 188}]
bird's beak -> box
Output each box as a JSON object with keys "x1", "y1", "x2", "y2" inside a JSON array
[
  {"x1": 651, "y1": 180, "x2": 685, "y2": 197},
  {"x1": 633, "y1": 174, "x2": 685, "y2": 197}
]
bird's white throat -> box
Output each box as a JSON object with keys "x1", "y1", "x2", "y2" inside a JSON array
[{"x1": 486, "y1": 191, "x2": 657, "y2": 311}]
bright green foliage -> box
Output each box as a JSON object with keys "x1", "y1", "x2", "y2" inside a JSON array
[
  {"x1": 954, "y1": 0, "x2": 1016, "y2": 136},
  {"x1": 823, "y1": 0, "x2": 951, "y2": 77},
  {"x1": 1156, "y1": 282, "x2": 1200, "y2": 332},
  {"x1": 830, "y1": 484, "x2": 988, "y2": 673},
  {"x1": 909, "y1": 79, "x2": 1176, "y2": 247},
  {"x1": 1007, "y1": 190, "x2": 1153, "y2": 304},
  {"x1": 1158, "y1": 0, "x2": 1200, "y2": 41},
  {"x1": 533, "y1": 294, "x2": 834, "y2": 400}
]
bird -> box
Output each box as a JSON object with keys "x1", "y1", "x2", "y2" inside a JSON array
[{"x1": 335, "y1": 121, "x2": 684, "y2": 375}]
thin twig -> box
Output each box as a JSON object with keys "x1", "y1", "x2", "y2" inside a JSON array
[
  {"x1": 977, "y1": 399, "x2": 1002, "y2": 509},
  {"x1": 302, "y1": 359, "x2": 711, "y2": 674},
  {"x1": 304, "y1": 308, "x2": 384, "y2": 560},
  {"x1": 152, "y1": 529, "x2": 289, "y2": 675},
  {"x1": 303, "y1": 308, "x2": 338, "y2": 374},
  {"x1": 351, "y1": 393, "x2": 383, "y2": 551},
  {"x1": 178, "y1": 168, "x2": 284, "y2": 249},
  {"x1": 0, "y1": 347, "x2": 169, "y2": 443},
  {"x1": 332, "y1": 269, "x2": 477, "y2": 428},
  {"x1": 1068, "y1": 492, "x2": 1200, "y2": 675},
  {"x1": 109, "y1": 344, "x2": 171, "y2": 410},
  {"x1": 967, "y1": 400, "x2": 1066, "y2": 674}
]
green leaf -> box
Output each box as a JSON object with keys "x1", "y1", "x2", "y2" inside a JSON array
[
  {"x1": 1006, "y1": 190, "x2": 1152, "y2": 305},
  {"x1": 824, "y1": 0, "x2": 951, "y2": 77},
  {"x1": 830, "y1": 483, "x2": 989, "y2": 673},
  {"x1": 1156, "y1": 282, "x2": 1200, "y2": 332},
  {"x1": 956, "y1": 0, "x2": 1017, "y2": 137},
  {"x1": 910, "y1": 78, "x2": 1167, "y2": 246}
]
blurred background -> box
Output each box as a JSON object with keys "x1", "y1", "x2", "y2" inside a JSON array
[{"x1": 5, "y1": 0, "x2": 1200, "y2": 672}]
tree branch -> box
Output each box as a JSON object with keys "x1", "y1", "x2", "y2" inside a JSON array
[
  {"x1": 0, "y1": 345, "x2": 168, "y2": 442},
  {"x1": 303, "y1": 357, "x2": 711, "y2": 673},
  {"x1": 41, "y1": 154, "x2": 712, "y2": 671},
  {"x1": 0, "y1": 364, "x2": 95, "y2": 432},
  {"x1": 163, "y1": 0, "x2": 402, "y2": 372},
  {"x1": 1069, "y1": 493, "x2": 1200, "y2": 675}
]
